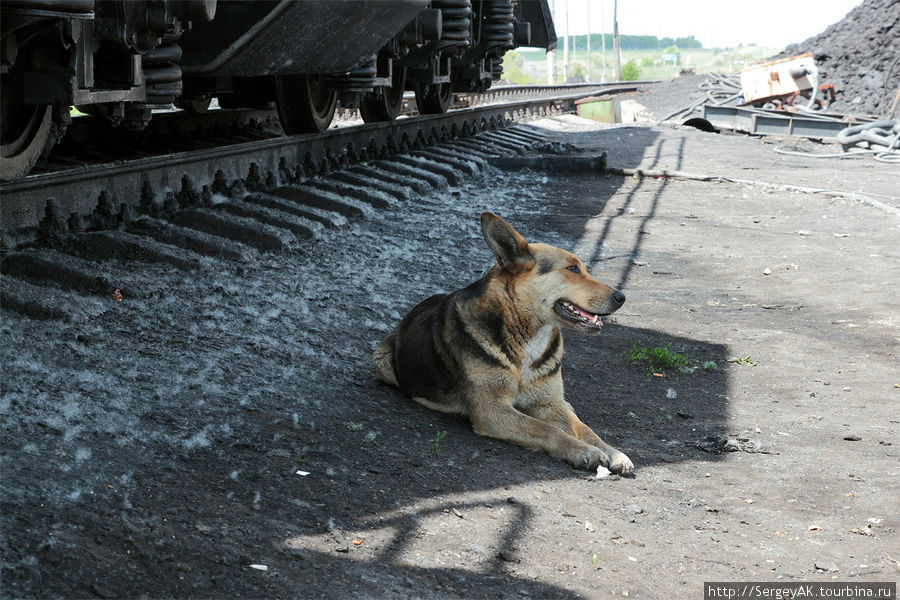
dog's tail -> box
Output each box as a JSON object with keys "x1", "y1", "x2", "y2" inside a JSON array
[{"x1": 373, "y1": 333, "x2": 399, "y2": 387}]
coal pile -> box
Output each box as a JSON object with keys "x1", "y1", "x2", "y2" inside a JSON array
[{"x1": 779, "y1": 0, "x2": 899, "y2": 117}]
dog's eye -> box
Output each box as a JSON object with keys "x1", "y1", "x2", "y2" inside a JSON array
[{"x1": 566, "y1": 264, "x2": 580, "y2": 274}]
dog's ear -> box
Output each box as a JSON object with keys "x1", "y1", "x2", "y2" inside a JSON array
[{"x1": 481, "y1": 212, "x2": 535, "y2": 272}]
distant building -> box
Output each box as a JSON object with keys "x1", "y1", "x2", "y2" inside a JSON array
[{"x1": 661, "y1": 53, "x2": 679, "y2": 65}]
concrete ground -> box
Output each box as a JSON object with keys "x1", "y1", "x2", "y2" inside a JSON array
[{"x1": 1, "y1": 115, "x2": 897, "y2": 599}]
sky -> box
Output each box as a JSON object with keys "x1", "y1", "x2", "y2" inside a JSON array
[{"x1": 549, "y1": 0, "x2": 865, "y2": 49}]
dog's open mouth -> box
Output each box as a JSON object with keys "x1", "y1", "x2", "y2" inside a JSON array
[{"x1": 554, "y1": 300, "x2": 605, "y2": 329}]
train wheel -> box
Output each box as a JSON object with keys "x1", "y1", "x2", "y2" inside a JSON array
[
  {"x1": 0, "y1": 104, "x2": 53, "y2": 180},
  {"x1": 274, "y1": 74, "x2": 338, "y2": 134},
  {"x1": 414, "y1": 81, "x2": 452, "y2": 115},
  {"x1": 360, "y1": 67, "x2": 407, "y2": 123},
  {"x1": 1, "y1": 64, "x2": 55, "y2": 180}
]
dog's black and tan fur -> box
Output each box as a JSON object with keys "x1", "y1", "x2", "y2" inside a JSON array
[{"x1": 374, "y1": 212, "x2": 633, "y2": 473}]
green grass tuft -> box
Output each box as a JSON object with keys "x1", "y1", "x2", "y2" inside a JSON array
[
  {"x1": 430, "y1": 430, "x2": 447, "y2": 456},
  {"x1": 625, "y1": 341, "x2": 696, "y2": 376},
  {"x1": 725, "y1": 354, "x2": 756, "y2": 366}
]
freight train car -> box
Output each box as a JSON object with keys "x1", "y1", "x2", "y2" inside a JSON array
[{"x1": 1, "y1": 0, "x2": 556, "y2": 179}]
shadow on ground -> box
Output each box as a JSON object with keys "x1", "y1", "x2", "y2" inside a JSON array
[{"x1": 1, "y1": 123, "x2": 737, "y2": 599}]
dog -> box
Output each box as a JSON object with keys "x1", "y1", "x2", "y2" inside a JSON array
[{"x1": 373, "y1": 212, "x2": 633, "y2": 474}]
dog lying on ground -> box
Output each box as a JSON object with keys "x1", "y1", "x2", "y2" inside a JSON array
[{"x1": 374, "y1": 212, "x2": 633, "y2": 474}]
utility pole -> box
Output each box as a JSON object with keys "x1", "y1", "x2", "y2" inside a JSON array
[
  {"x1": 587, "y1": 1, "x2": 592, "y2": 82},
  {"x1": 563, "y1": 0, "x2": 570, "y2": 82},
  {"x1": 600, "y1": 0, "x2": 606, "y2": 82},
  {"x1": 613, "y1": 0, "x2": 621, "y2": 81},
  {"x1": 546, "y1": 0, "x2": 556, "y2": 83}
]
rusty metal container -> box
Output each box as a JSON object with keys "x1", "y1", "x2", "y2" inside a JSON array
[{"x1": 739, "y1": 53, "x2": 817, "y2": 105}]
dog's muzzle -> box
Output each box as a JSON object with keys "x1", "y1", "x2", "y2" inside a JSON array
[{"x1": 554, "y1": 293, "x2": 625, "y2": 330}]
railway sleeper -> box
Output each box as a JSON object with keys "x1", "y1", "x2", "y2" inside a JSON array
[
  {"x1": 303, "y1": 180, "x2": 395, "y2": 210},
  {"x1": 66, "y1": 231, "x2": 204, "y2": 271},
  {"x1": 369, "y1": 160, "x2": 448, "y2": 190},
  {"x1": 493, "y1": 126, "x2": 544, "y2": 144},
  {"x1": 481, "y1": 125, "x2": 528, "y2": 141},
  {"x1": 1, "y1": 249, "x2": 139, "y2": 299},
  {"x1": 170, "y1": 208, "x2": 292, "y2": 253},
  {"x1": 495, "y1": 132, "x2": 546, "y2": 149},
  {"x1": 326, "y1": 172, "x2": 412, "y2": 202},
  {"x1": 215, "y1": 199, "x2": 321, "y2": 241},
  {"x1": 478, "y1": 132, "x2": 531, "y2": 153},
  {"x1": 410, "y1": 148, "x2": 486, "y2": 172},
  {"x1": 441, "y1": 142, "x2": 500, "y2": 160},
  {"x1": 127, "y1": 218, "x2": 251, "y2": 261},
  {"x1": 409, "y1": 150, "x2": 482, "y2": 176},
  {"x1": 487, "y1": 153, "x2": 608, "y2": 174},
  {"x1": 345, "y1": 165, "x2": 432, "y2": 195},
  {"x1": 0, "y1": 276, "x2": 113, "y2": 323},
  {"x1": 271, "y1": 187, "x2": 372, "y2": 220},
  {"x1": 506, "y1": 126, "x2": 547, "y2": 143},
  {"x1": 243, "y1": 193, "x2": 348, "y2": 230},
  {"x1": 392, "y1": 155, "x2": 463, "y2": 186},
  {"x1": 450, "y1": 139, "x2": 508, "y2": 156},
  {"x1": 490, "y1": 152, "x2": 606, "y2": 173}
]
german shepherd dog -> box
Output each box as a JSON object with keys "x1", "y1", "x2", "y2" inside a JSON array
[{"x1": 374, "y1": 212, "x2": 633, "y2": 474}]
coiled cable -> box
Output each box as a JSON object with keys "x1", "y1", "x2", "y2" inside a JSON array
[{"x1": 774, "y1": 120, "x2": 900, "y2": 163}]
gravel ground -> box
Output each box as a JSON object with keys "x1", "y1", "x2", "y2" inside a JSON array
[
  {"x1": 621, "y1": 75, "x2": 712, "y2": 123},
  {"x1": 2, "y1": 114, "x2": 898, "y2": 598}
]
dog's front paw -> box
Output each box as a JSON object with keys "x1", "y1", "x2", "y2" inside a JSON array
[
  {"x1": 575, "y1": 446, "x2": 610, "y2": 471},
  {"x1": 606, "y1": 450, "x2": 634, "y2": 475}
]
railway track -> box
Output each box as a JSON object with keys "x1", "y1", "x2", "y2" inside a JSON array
[
  {"x1": 1, "y1": 84, "x2": 643, "y2": 238},
  {"x1": 0, "y1": 83, "x2": 642, "y2": 321}
]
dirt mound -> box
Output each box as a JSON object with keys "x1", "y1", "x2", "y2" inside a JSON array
[{"x1": 779, "y1": 0, "x2": 900, "y2": 117}]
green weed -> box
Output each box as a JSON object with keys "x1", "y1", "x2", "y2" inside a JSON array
[
  {"x1": 346, "y1": 422, "x2": 363, "y2": 431},
  {"x1": 625, "y1": 341, "x2": 695, "y2": 376},
  {"x1": 430, "y1": 430, "x2": 447, "y2": 456},
  {"x1": 726, "y1": 355, "x2": 756, "y2": 366}
]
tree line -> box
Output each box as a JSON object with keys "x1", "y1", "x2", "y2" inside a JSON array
[{"x1": 563, "y1": 34, "x2": 703, "y2": 50}]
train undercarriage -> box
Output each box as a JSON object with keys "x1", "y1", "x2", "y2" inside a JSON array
[{"x1": 1, "y1": 0, "x2": 556, "y2": 179}]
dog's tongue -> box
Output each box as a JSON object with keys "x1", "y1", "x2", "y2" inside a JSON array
[{"x1": 573, "y1": 304, "x2": 602, "y2": 326}]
